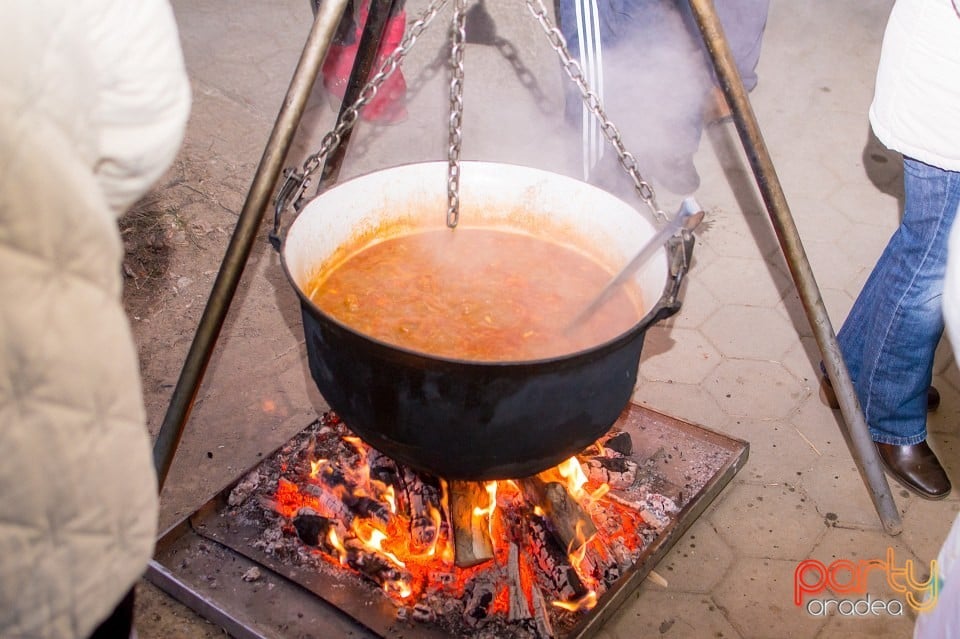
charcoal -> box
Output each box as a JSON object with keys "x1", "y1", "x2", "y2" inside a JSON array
[
  {"x1": 604, "y1": 431, "x2": 633, "y2": 456},
  {"x1": 292, "y1": 512, "x2": 333, "y2": 547}
]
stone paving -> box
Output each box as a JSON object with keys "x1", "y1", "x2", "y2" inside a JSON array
[{"x1": 144, "y1": 0, "x2": 959, "y2": 637}]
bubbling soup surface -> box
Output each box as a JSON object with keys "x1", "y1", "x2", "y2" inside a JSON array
[{"x1": 308, "y1": 227, "x2": 644, "y2": 361}]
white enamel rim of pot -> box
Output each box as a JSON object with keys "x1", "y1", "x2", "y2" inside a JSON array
[{"x1": 281, "y1": 160, "x2": 669, "y2": 360}]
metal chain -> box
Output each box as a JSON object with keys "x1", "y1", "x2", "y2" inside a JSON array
[
  {"x1": 276, "y1": 0, "x2": 666, "y2": 236},
  {"x1": 276, "y1": 0, "x2": 450, "y2": 217},
  {"x1": 446, "y1": 0, "x2": 467, "y2": 227},
  {"x1": 525, "y1": 0, "x2": 666, "y2": 222}
]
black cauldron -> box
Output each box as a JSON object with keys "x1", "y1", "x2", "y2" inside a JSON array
[{"x1": 281, "y1": 162, "x2": 693, "y2": 480}]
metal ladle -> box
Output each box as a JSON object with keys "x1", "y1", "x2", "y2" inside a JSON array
[{"x1": 568, "y1": 197, "x2": 705, "y2": 331}]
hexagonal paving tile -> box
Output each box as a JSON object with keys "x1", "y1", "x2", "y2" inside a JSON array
[
  {"x1": 801, "y1": 240, "x2": 865, "y2": 299},
  {"x1": 927, "y1": 433, "x2": 958, "y2": 483},
  {"x1": 776, "y1": 286, "x2": 855, "y2": 342},
  {"x1": 703, "y1": 359, "x2": 805, "y2": 421},
  {"x1": 828, "y1": 222, "x2": 893, "y2": 283},
  {"x1": 718, "y1": 418, "x2": 819, "y2": 486},
  {"x1": 632, "y1": 380, "x2": 731, "y2": 432},
  {"x1": 709, "y1": 480, "x2": 825, "y2": 562},
  {"x1": 798, "y1": 455, "x2": 910, "y2": 531},
  {"x1": 789, "y1": 392, "x2": 856, "y2": 459},
  {"x1": 697, "y1": 206, "x2": 781, "y2": 261},
  {"x1": 661, "y1": 274, "x2": 722, "y2": 330},
  {"x1": 805, "y1": 111, "x2": 880, "y2": 181},
  {"x1": 805, "y1": 526, "x2": 925, "y2": 594},
  {"x1": 817, "y1": 612, "x2": 918, "y2": 639},
  {"x1": 934, "y1": 338, "x2": 956, "y2": 375},
  {"x1": 696, "y1": 256, "x2": 792, "y2": 309},
  {"x1": 605, "y1": 588, "x2": 743, "y2": 639},
  {"x1": 771, "y1": 154, "x2": 842, "y2": 213},
  {"x1": 779, "y1": 336, "x2": 822, "y2": 387},
  {"x1": 789, "y1": 195, "x2": 855, "y2": 246},
  {"x1": 927, "y1": 386, "x2": 960, "y2": 436},
  {"x1": 828, "y1": 178, "x2": 900, "y2": 232},
  {"x1": 798, "y1": 529, "x2": 932, "y2": 638},
  {"x1": 701, "y1": 305, "x2": 800, "y2": 361},
  {"x1": 901, "y1": 499, "x2": 960, "y2": 562},
  {"x1": 652, "y1": 517, "x2": 735, "y2": 594},
  {"x1": 712, "y1": 556, "x2": 829, "y2": 639},
  {"x1": 775, "y1": 288, "x2": 813, "y2": 340},
  {"x1": 639, "y1": 326, "x2": 721, "y2": 385}
]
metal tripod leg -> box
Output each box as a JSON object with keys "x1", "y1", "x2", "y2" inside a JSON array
[
  {"x1": 685, "y1": 0, "x2": 901, "y2": 535},
  {"x1": 318, "y1": 0, "x2": 404, "y2": 190},
  {"x1": 152, "y1": 0, "x2": 350, "y2": 492}
]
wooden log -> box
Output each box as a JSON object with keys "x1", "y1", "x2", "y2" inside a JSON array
[
  {"x1": 401, "y1": 467, "x2": 444, "y2": 552},
  {"x1": 519, "y1": 477, "x2": 597, "y2": 554},
  {"x1": 312, "y1": 463, "x2": 391, "y2": 525},
  {"x1": 531, "y1": 586, "x2": 555, "y2": 639},
  {"x1": 463, "y1": 575, "x2": 497, "y2": 628},
  {"x1": 449, "y1": 480, "x2": 495, "y2": 568},
  {"x1": 603, "y1": 430, "x2": 633, "y2": 456},
  {"x1": 526, "y1": 515, "x2": 588, "y2": 602},
  {"x1": 365, "y1": 447, "x2": 402, "y2": 496},
  {"x1": 290, "y1": 509, "x2": 411, "y2": 595},
  {"x1": 507, "y1": 542, "x2": 532, "y2": 622}
]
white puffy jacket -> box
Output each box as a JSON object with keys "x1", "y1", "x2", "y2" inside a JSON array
[
  {"x1": 0, "y1": 1, "x2": 190, "y2": 638},
  {"x1": 869, "y1": 0, "x2": 960, "y2": 171}
]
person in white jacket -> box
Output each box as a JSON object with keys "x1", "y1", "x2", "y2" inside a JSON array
[
  {"x1": 824, "y1": 0, "x2": 960, "y2": 499},
  {"x1": 0, "y1": 1, "x2": 190, "y2": 638}
]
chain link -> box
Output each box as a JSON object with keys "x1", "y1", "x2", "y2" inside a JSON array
[
  {"x1": 525, "y1": 0, "x2": 665, "y2": 222},
  {"x1": 295, "y1": 0, "x2": 450, "y2": 189},
  {"x1": 277, "y1": 0, "x2": 666, "y2": 233},
  {"x1": 446, "y1": 0, "x2": 467, "y2": 227}
]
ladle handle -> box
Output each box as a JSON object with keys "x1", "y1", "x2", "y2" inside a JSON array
[{"x1": 569, "y1": 198, "x2": 704, "y2": 330}]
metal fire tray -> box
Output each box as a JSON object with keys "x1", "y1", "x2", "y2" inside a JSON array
[{"x1": 148, "y1": 403, "x2": 748, "y2": 639}]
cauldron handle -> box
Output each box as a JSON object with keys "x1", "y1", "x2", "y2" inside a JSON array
[
  {"x1": 269, "y1": 168, "x2": 311, "y2": 251},
  {"x1": 638, "y1": 227, "x2": 696, "y2": 330}
]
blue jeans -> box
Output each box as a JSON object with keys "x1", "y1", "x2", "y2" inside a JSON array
[{"x1": 837, "y1": 157, "x2": 960, "y2": 445}]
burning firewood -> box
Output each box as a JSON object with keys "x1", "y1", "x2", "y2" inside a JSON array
[
  {"x1": 602, "y1": 430, "x2": 633, "y2": 456},
  {"x1": 530, "y1": 586, "x2": 555, "y2": 639},
  {"x1": 291, "y1": 510, "x2": 412, "y2": 596},
  {"x1": 400, "y1": 467, "x2": 445, "y2": 553},
  {"x1": 583, "y1": 456, "x2": 638, "y2": 490},
  {"x1": 292, "y1": 510, "x2": 334, "y2": 546},
  {"x1": 312, "y1": 464, "x2": 391, "y2": 525},
  {"x1": 506, "y1": 542, "x2": 532, "y2": 622},
  {"x1": 462, "y1": 575, "x2": 497, "y2": 628},
  {"x1": 365, "y1": 447, "x2": 401, "y2": 489},
  {"x1": 519, "y1": 477, "x2": 597, "y2": 555},
  {"x1": 450, "y1": 480, "x2": 496, "y2": 568},
  {"x1": 581, "y1": 429, "x2": 633, "y2": 458},
  {"x1": 525, "y1": 514, "x2": 588, "y2": 603}
]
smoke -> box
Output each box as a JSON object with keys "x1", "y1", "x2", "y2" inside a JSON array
[{"x1": 556, "y1": 0, "x2": 714, "y2": 198}]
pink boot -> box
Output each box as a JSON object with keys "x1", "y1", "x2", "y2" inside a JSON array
[{"x1": 322, "y1": 2, "x2": 408, "y2": 124}]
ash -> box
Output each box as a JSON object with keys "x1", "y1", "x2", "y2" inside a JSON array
[{"x1": 223, "y1": 412, "x2": 700, "y2": 639}]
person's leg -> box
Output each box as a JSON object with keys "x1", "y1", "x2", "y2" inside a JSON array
[
  {"x1": 321, "y1": 0, "x2": 408, "y2": 123},
  {"x1": 711, "y1": 0, "x2": 769, "y2": 92},
  {"x1": 88, "y1": 587, "x2": 136, "y2": 639},
  {"x1": 837, "y1": 158, "x2": 960, "y2": 445}
]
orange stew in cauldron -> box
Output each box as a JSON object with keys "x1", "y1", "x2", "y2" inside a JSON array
[{"x1": 307, "y1": 227, "x2": 643, "y2": 361}]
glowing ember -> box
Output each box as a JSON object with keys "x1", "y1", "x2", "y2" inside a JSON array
[{"x1": 242, "y1": 414, "x2": 681, "y2": 637}]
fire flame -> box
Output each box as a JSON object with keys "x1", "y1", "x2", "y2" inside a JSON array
[
  {"x1": 551, "y1": 590, "x2": 598, "y2": 612},
  {"x1": 272, "y1": 431, "x2": 653, "y2": 623},
  {"x1": 473, "y1": 480, "x2": 498, "y2": 540}
]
